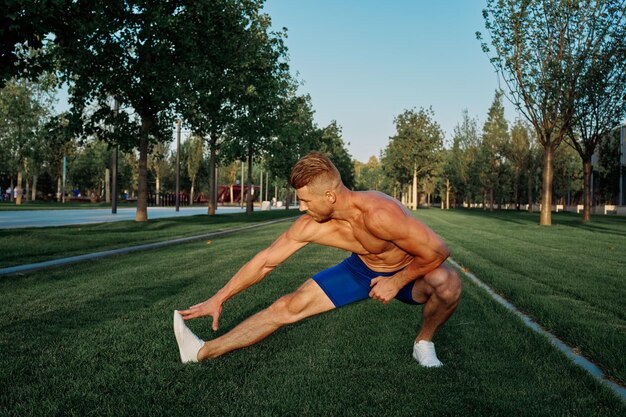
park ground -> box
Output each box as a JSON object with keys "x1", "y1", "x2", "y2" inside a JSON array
[{"x1": 0, "y1": 209, "x2": 624, "y2": 416}]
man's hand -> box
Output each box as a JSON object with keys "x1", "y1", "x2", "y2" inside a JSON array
[
  {"x1": 178, "y1": 296, "x2": 223, "y2": 331},
  {"x1": 369, "y1": 276, "x2": 401, "y2": 304}
]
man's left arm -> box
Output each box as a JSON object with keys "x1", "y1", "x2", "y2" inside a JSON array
[{"x1": 367, "y1": 208, "x2": 450, "y2": 304}]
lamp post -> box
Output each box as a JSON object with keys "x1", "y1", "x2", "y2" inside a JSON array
[{"x1": 176, "y1": 120, "x2": 181, "y2": 212}]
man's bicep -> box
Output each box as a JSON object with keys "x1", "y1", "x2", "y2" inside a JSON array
[
  {"x1": 263, "y1": 224, "x2": 309, "y2": 268},
  {"x1": 395, "y1": 228, "x2": 450, "y2": 264},
  {"x1": 371, "y1": 209, "x2": 449, "y2": 262}
]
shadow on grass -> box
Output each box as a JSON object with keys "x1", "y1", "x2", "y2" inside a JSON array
[{"x1": 0, "y1": 278, "x2": 193, "y2": 351}]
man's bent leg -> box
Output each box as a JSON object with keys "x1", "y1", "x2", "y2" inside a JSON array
[
  {"x1": 410, "y1": 264, "x2": 461, "y2": 367},
  {"x1": 197, "y1": 279, "x2": 335, "y2": 361}
]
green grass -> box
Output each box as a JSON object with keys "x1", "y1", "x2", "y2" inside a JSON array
[
  {"x1": 0, "y1": 221, "x2": 624, "y2": 416},
  {"x1": 0, "y1": 210, "x2": 298, "y2": 268},
  {"x1": 413, "y1": 208, "x2": 626, "y2": 386}
]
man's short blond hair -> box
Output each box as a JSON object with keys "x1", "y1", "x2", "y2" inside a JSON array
[{"x1": 290, "y1": 152, "x2": 342, "y2": 191}]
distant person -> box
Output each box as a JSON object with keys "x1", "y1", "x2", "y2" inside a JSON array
[{"x1": 175, "y1": 152, "x2": 461, "y2": 367}]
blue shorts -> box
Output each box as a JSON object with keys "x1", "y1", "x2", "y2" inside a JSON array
[{"x1": 312, "y1": 253, "x2": 419, "y2": 307}]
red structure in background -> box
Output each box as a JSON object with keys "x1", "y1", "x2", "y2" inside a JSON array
[
  {"x1": 216, "y1": 184, "x2": 260, "y2": 204},
  {"x1": 151, "y1": 185, "x2": 261, "y2": 206},
  {"x1": 194, "y1": 185, "x2": 261, "y2": 204}
]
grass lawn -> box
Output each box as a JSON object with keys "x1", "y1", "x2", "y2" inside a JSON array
[
  {"x1": 0, "y1": 221, "x2": 624, "y2": 416},
  {"x1": 413, "y1": 209, "x2": 626, "y2": 387},
  {"x1": 0, "y1": 210, "x2": 298, "y2": 268}
]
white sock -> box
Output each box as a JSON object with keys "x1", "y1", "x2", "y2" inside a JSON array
[
  {"x1": 173, "y1": 310, "x2": 205, "y2": 363},
  {"x1": 413, "y1": 340, "x2": 443, "y2": 368}
]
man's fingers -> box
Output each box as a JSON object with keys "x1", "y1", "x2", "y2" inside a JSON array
[{"x1": 370, "y1": 277, "x2": 382, "y2": 287}]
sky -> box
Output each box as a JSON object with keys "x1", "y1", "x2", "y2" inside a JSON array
[{"x1": 263, "y1": 0, "x2": 518, "y2": 162}]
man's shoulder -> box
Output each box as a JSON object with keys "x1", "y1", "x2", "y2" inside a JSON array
[
  {"x1": 287, "y1": 214, "x2": 327, "y2": 242},
  {"x1": 358, "y1": 191, "x2": 407, "y2": 219},
  {"x1": 357, "y1": 192, "x2": 417, "y2": 236}
]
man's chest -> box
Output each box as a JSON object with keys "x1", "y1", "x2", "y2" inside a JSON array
[{"x1": 315, "y1": 219, "x2": 393, "y2": 255}]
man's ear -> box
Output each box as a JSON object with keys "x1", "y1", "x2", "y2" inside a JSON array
[{"x1": 325, "y1": 190, "x2": 336, "y2": 204}]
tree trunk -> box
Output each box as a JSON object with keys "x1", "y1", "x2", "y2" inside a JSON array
[
  {"x1": 582, "y1": 158, "x2": 592, "y2": 222},
  {"x1": 527, "y1": 166, "x2": 533, "y2": 213},
  {"x1": 136, "y1": 117, "x2": 150, "y2": 222},
  {"x1": 540, "y1": 146, "x2": 554, "y2": 225},
  {"x1": 208, "y1": 133, "x2": 218, "y2": 215},
  {"x1": 412, "y1": 163, "x2": 418, "y2": 210},
  {"x1": 514, "y1": 174, "x2": 520, "y2": 210},
  {"x1": 445, "y1": 178, "x2": 450, "y2": 210},
  {"x1": 56, "y1": 177, "x2": 61, "y2": 202},
  {"x1": 105, "y1": 168, "x2": 110, "y2": 203},
  {"x1": 15, "y1": 165, "x2": 23, "y2": 205},
  {"x1": 156, "y1": 174, "x2": 161, "y2": 206},
  {"x1": 489, "y1": 188, "x2": 494, "y2": 211},
  {"x1": 246, "y1": 148, "x2": 254, "y2": 215},
  {"x1": 31, "y1": 174, "x2": 38, "y2": 201},
  {"x1": 482, "y1": 190, "x2": 486, "y2": 210},
  {"x1": 190, "y1": 176, "x2": 195, "y2": 206}
]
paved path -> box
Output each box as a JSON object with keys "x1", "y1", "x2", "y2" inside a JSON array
[{"x1": 0, "y1": 206, "x2": 253, "y2": 229}]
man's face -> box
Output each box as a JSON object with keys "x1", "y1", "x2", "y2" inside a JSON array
[{"x1": 296, "y1": 185, "x2": 333, "y2": 222}]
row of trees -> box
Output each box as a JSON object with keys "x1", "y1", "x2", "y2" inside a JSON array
[
  {"x1": 1, "y1": 0, "x2": 357, "y2": 220},
  {"x1": 357, "y1": 94, "x2": 620, "y2": 219},
  {"x1": 3, "y1": 0, "x2": 624, "y2": 226},
  {"x1": 477, "y1": 0, "x2": 626, "y2": 224},
  {"x1": 0, "y1": 86, "x2": 354, "y2": 206}
]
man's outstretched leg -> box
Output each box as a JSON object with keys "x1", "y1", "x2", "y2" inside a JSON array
[
  {"x1": 174, "y1": 279, "x2": 335, "y2": 362},
  {"x1": 410, "y1": 264, "x2": 462, "y2": 367}
]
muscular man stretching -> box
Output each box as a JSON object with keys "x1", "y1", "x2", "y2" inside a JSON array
[{"x1": 174, "y1": 152, "x2": 461, "y2": 367}]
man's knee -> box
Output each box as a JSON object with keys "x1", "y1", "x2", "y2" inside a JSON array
[
  {"x1": 426, "y1": 265, "x2": 462, "y2": 304},
  {"x1": 268, "y1": 292, "x2": 310, "y2": 325}
]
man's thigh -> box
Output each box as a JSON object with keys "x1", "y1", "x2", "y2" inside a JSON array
[{"x1": 279, "y1": 279, "x2": 336, "y2": 322}]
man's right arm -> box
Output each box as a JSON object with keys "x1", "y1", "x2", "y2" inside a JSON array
[{"x1": 178, "y1": 216, "x2": 312, "y2": 327}]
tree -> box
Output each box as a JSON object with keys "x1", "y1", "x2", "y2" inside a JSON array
[
  {"x1": 479, "y1": 90, "x2": 510, "y2": 211},
  {"x1": 69, "y1": 139, "x2": 111, "y2": 199},
  {"x1": 149, "y1": 142, "x2": 172, "y2": 205},
  {"x1": 566, "y1": 2, "x2": 626, "y2": 221},
  {"x1": 509, "y1": 119, "x2": 534, "y2": 210},
  {"x1": 383, "y1": 108, "x2": 443, "y2": 209},
  {"x1": 176, "y1": 0, "x2": 288, "y2": 216},
  {"x1": 318, "y1": 121, "x2": 356, "y2": 190},
  {"x1": 354, "y1": 156, "x2": 384, "y2": 191},
  {"x1": 552, "y1": 143, "x2": 582, "y2": 206},
  {"x1": 478, "y1": 0, "x2": 619, "y2": 225},
  {"x1": 0, "y1": 2, "x2": 62, "y2": 85},
  {"x1": 266, "y1": 93, "x2": 318, "y2": 209},
  {"x1": 183, "y1": 135, "x2": 204, "y2": 204},
  {"x1": 55, "y1": 1, "x2": 182, "y2": 221},
  {"x1": 448, "y1": 110, "x2": 482, "y2": 207},
  {"x1": 0, "y1": 76, "x2": 53, "y2": 204}
]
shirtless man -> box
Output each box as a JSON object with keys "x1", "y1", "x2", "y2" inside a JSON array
[{"x1": 174, "y1": 152, "x2": 461, "y2": 367}]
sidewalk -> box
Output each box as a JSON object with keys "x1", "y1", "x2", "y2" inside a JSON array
[{"x1": 0, "y1": 206, "x2": 249, "y2": 229}]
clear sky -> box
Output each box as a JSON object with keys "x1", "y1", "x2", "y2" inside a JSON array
[{"x1": 263, "y1": 0, "x2": 517, "y2": 162}]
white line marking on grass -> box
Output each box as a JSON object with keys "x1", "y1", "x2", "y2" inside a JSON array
[{"x1": 448, "y1": 258, "x2": 626, "y2": 403}]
